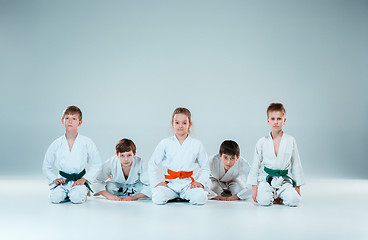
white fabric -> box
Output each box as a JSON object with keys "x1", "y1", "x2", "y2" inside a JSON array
[
  {"x1": 148, "y1": 135, "x2": 210, "y2": 187},
  {"x1": 152, "y1": 185, "x2": 207, "y2": 205},
  {"x1": 247, "y1": 133, "x2": 305, "y2": 186},
  {"x1": 247, "y1": 132, "x2": 305, "y2": 206},
  {"x1": 43, "y1": 134, "x2": 102, "y2": 184},
  {"x1": 206, "y1": 154, "x2": 252, "y2": 200},
  {"x1": 148, "y1": 135, "x2": 210, "y2": 204},
  {"x1": 93, "y1": 155, "x2": 151, "y2": 198},
  {"x1": 50, "y1": 181, "x2": 89, "y2": 204},
  {"x1": 257, "y1": 181, "x2": 300, "y2": 207}
]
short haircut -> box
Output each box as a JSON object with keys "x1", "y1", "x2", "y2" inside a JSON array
[
  {"x1": 62, "y1": 106, "x2": 82, "y2": 120},
  {"x1": 115, "y1": 138, "x2": 136, "y2": 154},
  {"x1": 267, "y1": 103, "x2": 286, "y2": 117},
  {"x1": 171, "y1": 107, "x2": 192, "y2": 124},
  {"x1": 219, "y1": 140, "x2": 240, "y2": 157}
]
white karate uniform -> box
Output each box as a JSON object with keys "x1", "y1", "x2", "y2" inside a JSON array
[
  {"x1": 42, "y1": 134, "x2": 102, "y2": 204},
  {"x1": 148, "y1": 135, "x2": 210, "y2": 205},
  {"x1": 206, "y1": 154, "x2": 252, "y2": 200},
  {"x1": 247, "y1": 133, "x2": 305, "y2": 207},
  {"x1": 93, "y1": 155, "x2": 151, "y2": 198}
]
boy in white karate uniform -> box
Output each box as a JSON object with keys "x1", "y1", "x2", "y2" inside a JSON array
[
  {"x1": 93, "y1": 138, "x2": 151, "y2": 201},
  {"x1": 149, "y1": 107, "x2": 210, "y2": 205},
  {"x1": 42, "y1": 106, "x2": 102, "y2": 204},
  {"x1": 247, "y1": 103, "x2": 305, "y2": 207},
  {"x1": 207, "y1": 140, "x2": 251, "y2": 201}
]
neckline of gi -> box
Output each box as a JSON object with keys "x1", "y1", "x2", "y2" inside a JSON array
[
  {"x1": 63, "y1": 133, "x2": 79, "y2": 153},
  {"x1": 269, "y1": 132, "x2": 285, "y2": 159}
]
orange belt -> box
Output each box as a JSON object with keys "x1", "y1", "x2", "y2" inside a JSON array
[{"x1": 164, "y1": 169, "x2": 195, "y2": 182}]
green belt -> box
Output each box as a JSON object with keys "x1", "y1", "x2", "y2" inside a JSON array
[
  {"x1": 264, "y1": 166, "x2": 296, "y2": 187},
  {"x1": 50, "y1": 169, "x2": 93, "y2": 193}
]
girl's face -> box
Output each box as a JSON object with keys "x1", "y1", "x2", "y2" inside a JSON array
[{"x1": 172, "y1": 113, "x2": 191, "y2": 137}]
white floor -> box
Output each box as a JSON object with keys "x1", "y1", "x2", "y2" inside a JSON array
[{"x1": 1, "y1": 178, "x2": 367, "y2": 240}]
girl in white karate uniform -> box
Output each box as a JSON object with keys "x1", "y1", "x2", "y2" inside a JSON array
[
  {"x1": 93, "y1": 139, "x2": 151, "y2": 201},
  {"x1": 148, "y1": 107, "x2": 210, "y2": 205},
  {"x1": 247, "y1": 103, "x2": 305, "y2": 207}
]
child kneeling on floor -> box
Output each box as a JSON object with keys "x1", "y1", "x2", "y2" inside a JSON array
[
  {"x1": 207, "y1": 140, "x2": 252, "y2": 201},
  {"x1": 247, "y1": 103, "x2": 305, "y2": 207},
  {"x1": 93, "y1": 138, "x2": 151, "y2": 201}
]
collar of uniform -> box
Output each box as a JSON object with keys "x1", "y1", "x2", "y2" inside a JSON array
[{"x1": 172, "y1": 134, "x2": 191, "y2": 146}]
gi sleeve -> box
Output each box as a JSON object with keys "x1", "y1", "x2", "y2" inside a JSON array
[
  {"x1": 92, "y1": 158, "x2": 112, "y2": 193},
  {"x1": 42, "y1": 141, "x2": 58, "y2": 185},
  {"x1": 247, "y1": 140, "x2": 263, "y2": 185},
  {"x1": 195, "y1": 142, "x2": 210, "y2": 187},
  {"x1": 148, "y1": 139, "x2": 166, "y2": 188},
  {"x1": 236, "y1": 187, "x2": 252, "y2": 200},
  {"x1": 84, "y1": 139, "x2": 102, "y2": 183},
  {"x1": 204, "y1": 155, "x2": 220, "y2": 199},
  {"x1": 290, "y1": 138, "x2": 305, "y2": 186},
  {"x1": 236, "y1": 157, "x2": 252, "y2": 199},
  {"x1": 138, "y1": 160, "x2": 152, "y2": 198},
  {"x1": 206, "y1": 177, "x2": 221, "y2": 199}
]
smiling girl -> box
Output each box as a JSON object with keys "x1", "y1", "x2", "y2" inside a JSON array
[{"x1": 148, "y1": 107, "x2": 210, "y2": 205}]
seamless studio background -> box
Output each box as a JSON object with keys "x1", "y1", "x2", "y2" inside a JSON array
[{"x1": 1, "y1": 0, "x2": 367, "y2": 180}]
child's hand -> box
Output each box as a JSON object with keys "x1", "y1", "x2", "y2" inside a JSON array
[
  {"x1": 213, "y1": 195, "x2": 240, "y2": 201},
  {"x1": 73, "y1": 178, "x2": 87, "y2": 187},
  {"x1": 120, "y1": 196, "x2": 136, "y2": 201},
  {"x1": 252, "y1": 185, "x2": 258, "y2": 203},
  {"x1": 53, "y1": 178, "x2": 66, "y2": 185},
  {"x1": 295, "y1": 186, "x2": 301, "y2": 196},
  {"x1": 213, "y1": 196, "x2": 227, "y2": 201},
  {"x1": 107, "y1": 195, "x2": 123, "y2": 201},
  {"x1": 156, "y1": 182, "x2": 168, "y2": 188},
  {"x1": 190, "y1": 181, "x2": 203, "y2": 189},
  {"x1": 225, "y1": 195, "x2": 240, "y2": 201}
]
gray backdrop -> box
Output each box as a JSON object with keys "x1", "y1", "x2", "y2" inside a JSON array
[{"x1": 1, "y1": 0, "x2": 367, "y2": 179}]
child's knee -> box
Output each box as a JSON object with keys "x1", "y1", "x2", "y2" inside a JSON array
[
  {"x1": 151, "y1": 187, "x2": 170, "y2": 205},
  {"x1": 106, "y1": 182, "x2": 119, "y2": 195},
  {"x1": 208, "y1": 180, "x2": 222, "y2": 195},
  {"x1": 69, "y1": 192, "x2": 87, "y2": 204},
  {"x1": 50, "y1": 188, "x2": 67, "y2": 203},
  {"x1": 257, "y1": 192, "x2": 273, "y2": 206},
  {"x1": 283, "y1": 191, "x2": 300, "y2": 207},
  {"x1": 152, "y1": 195, "x2": 167, "y2": 205},
  {"x1": 228, "y1": 182, "x2": 243, "y2": 195},
  {"x1": 186, "y1": 188, "x2": 207, "y2": 205},
  {"x1": 190, "y1": 193, "x2": 207, "y2": 205},
  {"x1": 257, "y1": 182, "x2": 273, "y2": 206},
  {"x1": 69, "y1": 186, "x2": 88, "y2": 204}
]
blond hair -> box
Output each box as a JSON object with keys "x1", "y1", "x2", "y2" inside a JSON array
[{"x1": 171, "y1": 107, "x2": 192, "y2": 124}]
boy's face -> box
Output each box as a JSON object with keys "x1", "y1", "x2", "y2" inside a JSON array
[
  {"x1": 267, "y1": 110, "x2": 286, "y2": 131},
  {"x1": 172, "y1": 113, "x2": 192, "y2": 137},
  {"x1": 61, "y1": 114, "x2": 82, "y2": 131},
  {"x1": 117, "y1": 151, "x2": 135, "y2": 167},
  {"x1": 219, "y1": 153, "x2": 239, "y2": 171}
]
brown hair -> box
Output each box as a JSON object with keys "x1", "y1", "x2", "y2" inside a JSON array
[
  {"x1": 219, "y1": 140, "x2": 240, "y2": 157},
  {"x1": 62, "y1": 106, "x2": 82, "y2": 120},
  {"x1": 171, "y1": 107, "x2": 192, "y2": 124},
  {"x1": 115, "y1": 138, "x2": 136, "y2": 154},
  {"x1": 267, "y1": 103, "x2": 286, "y2": 117}
]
